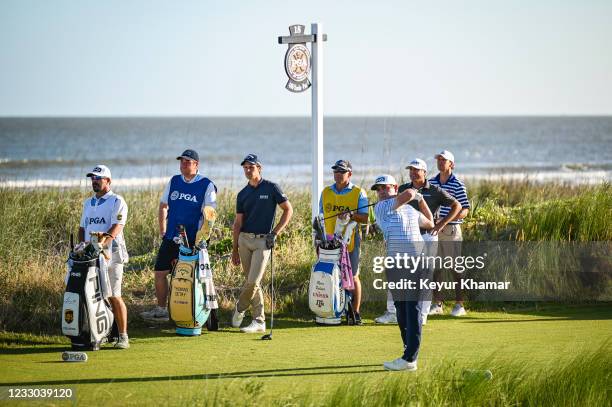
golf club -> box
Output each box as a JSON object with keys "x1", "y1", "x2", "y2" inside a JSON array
[
  {"x1": 321, "y1": 202, "x2": 376, "y2": 220},
  {"x1": 261, "y1": 245, "x2": 274, "y2": 340}
]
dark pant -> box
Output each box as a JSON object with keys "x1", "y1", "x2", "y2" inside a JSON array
[{"x1": 394, "y1": 300, "x2": 421, "y2": 363}]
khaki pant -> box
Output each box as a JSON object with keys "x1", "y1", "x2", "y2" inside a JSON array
[
  {"x1": 236, "y1": 233, "x2": 271, "y2": 322},
  {"x1": 434, "y1": 224, "x2": 464, "y2": 303}
]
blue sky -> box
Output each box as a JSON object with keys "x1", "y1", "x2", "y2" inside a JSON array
[{"x1": 1, "y1": 0, "x2": 611, "y2": 116}]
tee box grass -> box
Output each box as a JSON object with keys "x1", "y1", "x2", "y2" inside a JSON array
[{"x1": 1, "y1": 304, "x2": 610, "y2": 406}]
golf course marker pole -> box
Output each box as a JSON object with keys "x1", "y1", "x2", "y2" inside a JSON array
[
  {"x1": 278, "y1": 23, "x2": 327, "y2": 223},
  {"x1": 311, "y1": 23, "x2": 324, "y2": 225}
]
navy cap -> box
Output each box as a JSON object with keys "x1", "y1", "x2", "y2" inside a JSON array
[
  {"x1": 176, "y1": 149, "x2": 199, "y2": 162},
  {"x1": 331, "y1": 159, "x2": 352, "y2": 172},
  {"x1": 241, "y1": 153, "x2": 261, "y2": 166}
]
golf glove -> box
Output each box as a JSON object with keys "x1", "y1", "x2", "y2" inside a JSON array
[{"x1": 265, "y1": 232, "x2": 276, "y2": 249}]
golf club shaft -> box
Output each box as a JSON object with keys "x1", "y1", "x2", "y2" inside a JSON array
[
  {"x1": 270, "y1": 244, "x2": 274, "y2": 335},
  {"x1": 261, "y1": 244, "x2": 274, "y2": 340},
  {"x1": 321, "y1": 202, "x2": 376, "y2": 220}
]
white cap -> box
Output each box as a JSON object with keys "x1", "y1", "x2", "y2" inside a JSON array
[
  {"x1": 371, "y1": 174, "x2": 397, "y2": 190},
  {"x1": 435, "y1": 150, "x2": 455, "y2": 163},
  {"x1": 405, "y1": 158, "x2": 427, "y2": 171},
  {"x1": 86, "y1": 164, "x2": 112, "y2": 179}
]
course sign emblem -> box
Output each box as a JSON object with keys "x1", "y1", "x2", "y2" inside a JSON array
[{"x1": 283, "y1": 25, "x2": 311, "y2": 92}]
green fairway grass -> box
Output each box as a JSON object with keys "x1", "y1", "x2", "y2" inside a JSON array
[{"x1": 1, "y1": 304, "x2": 610, "y2": 406}]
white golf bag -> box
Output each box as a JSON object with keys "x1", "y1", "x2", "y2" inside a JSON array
[
  {"x1": 309, "y1": 215, "x2": 358, "y2": 325},
  {"x1": 62, "y1": 247, "x2": 117, "y2": 350}
]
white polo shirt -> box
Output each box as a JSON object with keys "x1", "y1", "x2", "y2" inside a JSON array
[{"x1": 80, "y1": 190, "x2": 128, "y2": 258}]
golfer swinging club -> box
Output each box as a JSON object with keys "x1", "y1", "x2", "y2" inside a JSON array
[
  {"x1": 231, "y1": 154, "x2": 293, "y2": 333},
  {"x1": 372, "y1": 174, "x2": 434, "y2": 371}
]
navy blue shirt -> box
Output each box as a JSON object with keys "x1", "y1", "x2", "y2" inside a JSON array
[{"x1": 237, "y1": 179, "x2": 288, "y2": 234}]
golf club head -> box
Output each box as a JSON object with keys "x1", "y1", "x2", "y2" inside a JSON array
[{"x1": 261, "y1": 333, "x2": 272, "y2": 340}]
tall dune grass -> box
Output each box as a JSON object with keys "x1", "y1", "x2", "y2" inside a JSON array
[
  {"x1": 297, "y1": 342, "x2": 611, "y2": 407},
  {"x1": 0, "y1": 181, "x2": 610, "y2": 333}
]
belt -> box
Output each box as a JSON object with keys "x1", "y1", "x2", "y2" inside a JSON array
[{"x1": 242, "y1": 232, "x2": 267, "y2": 238}]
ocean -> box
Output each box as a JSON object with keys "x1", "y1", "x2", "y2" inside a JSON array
[{"x1": 1, "y1": 116, "x2": 611, "y2": 190}]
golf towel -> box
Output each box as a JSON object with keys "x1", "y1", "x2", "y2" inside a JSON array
[
  {"x1": 198, "y1": 250, "x2": 213, "y2": 280},
  {"x1": 339, "y1": 242, "x2": 355, "y2": 291},
  {"x1": 199, "y1": 249, "x2": 219, "y2": 309},
  {"x1": 97, "y1": 254, "x2": 112, "y2": 300}
]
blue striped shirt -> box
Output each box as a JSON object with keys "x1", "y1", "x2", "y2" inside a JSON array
[
  {"x1": 429, "y1": 173, "x2": 470, "y2": 224},
  {"x1": 374, "y1": 197, "x2": 423, "y2": 256}
]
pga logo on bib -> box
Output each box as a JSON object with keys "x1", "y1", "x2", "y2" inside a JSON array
[{"x1": 170, "y1": 190, "x2": 198, "y2": 203}]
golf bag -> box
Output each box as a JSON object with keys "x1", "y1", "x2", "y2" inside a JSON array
[
  {"x1": 168, "y1": 243, "x2": 219, "y2": 336},
  {"x1": 62, "y1": 246, "x2": 117, "y2": 350},
  {"x1": 309, "y1": 215, "x2": 358, "y2": 325}
]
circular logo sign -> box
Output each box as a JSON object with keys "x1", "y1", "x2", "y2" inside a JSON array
[
  {"x1": 285, "y1": 44, "x2": 311, "y2": 82},
  {"x1": 170, "y1": 190, "x2": 179, "y2": 201}
]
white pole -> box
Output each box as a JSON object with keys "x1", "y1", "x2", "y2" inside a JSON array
[{"x1": 311, "y1": 22, "x2": 324, "y2": 222}]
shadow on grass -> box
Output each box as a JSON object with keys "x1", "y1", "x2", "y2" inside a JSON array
[
  {"x1": 511, "y1": 304, "x2": 612, "y2": 320},
  {"x1": 0, "y1": 346, "x2": 65, "y2": 355},
  {"x1": 0, "y1": 363, "x2": 384, "y2": 386},
  {"x1": 0, "y1": 337, "x2": 65, "y2": 347},
  {"x1": 464, "y1": 318, "x2": 574, "y2": 324},
  {"x1": 462, "y1": 303, "x2": 612, "y2": 321},
  {"x1": 1, "y1": 318, "x2": 369, "y2": 350},
  {"x1": 132, "y1": 317, "x2": 321, "y2": 337}
]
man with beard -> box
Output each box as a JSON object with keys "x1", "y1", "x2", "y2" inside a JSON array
[{"x1": 79, "y1": 165, "x2": 130, "y2": 348}]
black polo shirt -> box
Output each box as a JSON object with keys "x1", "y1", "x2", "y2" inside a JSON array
[
  {"x1": 237, "y1": 179, "x2": 288, "y2": 234},
  {"x1": 398, "y1": 180, "x2": 457, "y2": 228}
]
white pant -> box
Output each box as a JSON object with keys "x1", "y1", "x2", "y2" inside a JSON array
[{"x1": 386, "y1": 233, "x2": 438, "y2": 318}]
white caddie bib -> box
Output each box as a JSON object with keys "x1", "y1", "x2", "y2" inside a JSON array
[{"x1": 81, "y1": 192, "x2": 129, "y2": 262}]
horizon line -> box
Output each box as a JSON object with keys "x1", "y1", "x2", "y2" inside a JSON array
[{"x1": 1, "y1": 113, "x2": 612, "y2": 119}]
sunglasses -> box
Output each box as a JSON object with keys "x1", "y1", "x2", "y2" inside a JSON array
[
  {"x1": 333, "y1": 170, "x2": 348, "y2": 174},
  {"x1": 91, "y1": 176, "x2": 106, "y2": 181}
]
